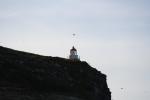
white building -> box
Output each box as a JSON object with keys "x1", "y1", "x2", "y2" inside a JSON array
[{"x1": 69, "y1": 46, "x2": 80, "y2": 61}]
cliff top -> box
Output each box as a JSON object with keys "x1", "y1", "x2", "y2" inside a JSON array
[{"x1": 0, "y1": 46, "x2": 111, "y2": 100}]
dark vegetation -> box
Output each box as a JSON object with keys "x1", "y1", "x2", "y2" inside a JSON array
[{"x1": 0, "y1": 46, "x2": 111, "y2": 100}]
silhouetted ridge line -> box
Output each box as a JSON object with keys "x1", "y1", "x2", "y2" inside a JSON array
[{"x1": 0, "y1": 46, "x2": 111, "y2": 100}]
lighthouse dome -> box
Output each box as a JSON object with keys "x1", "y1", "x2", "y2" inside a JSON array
[{"x1": 71, "y1": 46, "x2": 76, "y2": 51}]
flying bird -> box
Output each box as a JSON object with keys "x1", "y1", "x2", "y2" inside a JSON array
[{"x1": 72, "y1": 34, "x2": 76, "y2": 36}]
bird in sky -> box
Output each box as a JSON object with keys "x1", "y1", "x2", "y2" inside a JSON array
[{"x1": 72, "y1": 33, "x2": 76, "y2": 36}]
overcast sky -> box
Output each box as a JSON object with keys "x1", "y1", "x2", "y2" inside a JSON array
[{"x1": 0, "y1": 0, "x2": 150, "y2": 100}]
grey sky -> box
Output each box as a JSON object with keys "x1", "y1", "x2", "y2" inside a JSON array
[{"x1": 0, "y1": 0, "x2": 150, "y2": 100}]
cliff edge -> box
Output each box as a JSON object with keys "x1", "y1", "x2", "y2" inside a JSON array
[{"x1": 0, "y1": 46, "x2": 111, "y2": 100}]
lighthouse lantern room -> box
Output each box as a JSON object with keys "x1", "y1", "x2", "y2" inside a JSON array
[{"x1": 69, "y1": 46, "x2": 80, "y2": 61}]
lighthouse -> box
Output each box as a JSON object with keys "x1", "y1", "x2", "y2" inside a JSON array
[{"x1": 69, "y1": 46, "x2": 80, "y2": 61}]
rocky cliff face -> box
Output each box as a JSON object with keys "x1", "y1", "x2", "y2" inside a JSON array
[{"x1": 0, "y1": 46, "x2": 111, "y2": 100}]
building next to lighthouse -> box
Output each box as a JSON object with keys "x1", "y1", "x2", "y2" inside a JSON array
[{"x1": 69, "y1": 46, "x2": 80, "y2": 61}]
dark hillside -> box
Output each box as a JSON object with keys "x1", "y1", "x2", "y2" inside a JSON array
[{"x1": 0, "y1": 46, "x2": 111, "y2": 100}]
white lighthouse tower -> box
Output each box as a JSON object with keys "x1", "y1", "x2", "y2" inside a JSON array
[{"x1": 69, "y1": 46, "x2": 80, "y2": 61}]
